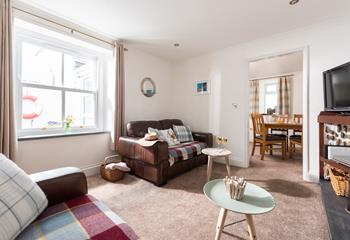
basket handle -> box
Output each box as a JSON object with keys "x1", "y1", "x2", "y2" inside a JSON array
[{"x1": 103, "y1": 154, "x2": 120, "y2": 166}]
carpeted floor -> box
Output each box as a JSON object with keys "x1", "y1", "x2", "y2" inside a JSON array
[{"x1": 88, "y1": 148, "x2": 329, "y2": 240}]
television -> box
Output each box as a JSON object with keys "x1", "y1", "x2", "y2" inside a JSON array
[{"x1": 324, "y1": 61, "x2": 350, "y2": 112}]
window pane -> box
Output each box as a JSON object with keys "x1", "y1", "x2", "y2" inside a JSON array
[
  {"x1": 21, "y1": 42, "x2": 62, "y2": 86},
  {"x1": 22, "y1": 87, "x2": 62, "y2": 129},
  {"x1": 265, "y1": 93, "x2": 277, "y2": 112},
  {"x1": 266, "y1": 84, "x2": 277, "y2": 93},
  {"x1": 64, "y1": 54, "x2": 97, "y2": 91},
  {"x1": 65, "y1": 92, "x2": 95, "y2": 127}
]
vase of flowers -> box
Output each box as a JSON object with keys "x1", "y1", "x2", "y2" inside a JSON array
[
  {"x1": 216, "y1": 136, "x2": 228, "y2": 148},
  {"x1": 64, "y1": 115, "x2": 74, "y2": 133}
]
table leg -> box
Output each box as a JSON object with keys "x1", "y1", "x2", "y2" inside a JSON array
[
  {"x1": 224, "y1": 156, "x2": 231, "y2": 177},
  {"x1": 245, "y1": 214, "x2": 257, "y2": 240},
  {"x1": 207, "y1": 156, "x2": 213, "y2": 182},
  {"x1": 215, "y1": 208, "x2": 227, "y2": 240}
]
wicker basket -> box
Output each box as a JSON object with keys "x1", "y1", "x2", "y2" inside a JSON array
[
  {"x1": 100, "y1": 155, "x2": 124, "y2": 182},
  {"x1": 328, "y1": 166, "x2": 349, "y2": 197}
]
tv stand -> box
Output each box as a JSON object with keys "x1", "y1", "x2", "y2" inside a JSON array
[{"x1": 337, "y1": 112, "x2": 350, "y2": 116}]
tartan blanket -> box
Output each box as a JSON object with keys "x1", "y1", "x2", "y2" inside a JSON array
[
  {"x1": 168, "y1": 141, "x2": 207, "y2": 166},
  {"x1": 17, "y1": 195, "x2": 138, "y2": 240}
]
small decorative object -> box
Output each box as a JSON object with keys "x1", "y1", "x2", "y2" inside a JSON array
[
  {"x1": 216, "y1": 136, "x2": 228, "y2": 148},
  {"x1": 224, "y1": 176, "x2": 247, "y2": 201},
  {"x1": 144, "y1": 132, "x2": 158, "y2": 141},
  {"x1": 100, "y1": 155, "x2": 129, "y2": 182},
  {"x1": 141, "y1": 77, "x2": 156, "y2": 97},
  {"x1": 64, "y1": 115, "x2": 74, "y2": 133},
  {"x1": 195, "y1": 80, "x2": 209, "y2": 95}
]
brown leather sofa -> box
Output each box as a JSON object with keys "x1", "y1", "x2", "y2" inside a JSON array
[{"x1": 118, "y1": 119, "x2": 213, "y2": 186}]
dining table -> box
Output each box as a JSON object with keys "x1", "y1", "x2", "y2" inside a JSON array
[{"x1": 264, "y1": 121, "x2": 303, "y2": 131}]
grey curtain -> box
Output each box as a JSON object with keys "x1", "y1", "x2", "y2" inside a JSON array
[
  {"x1": 0, "y1": 0, "x2": 16, "y2": 159},
  {"x1": 113, "y1": 42, "x2": 125, "y2": 151}
]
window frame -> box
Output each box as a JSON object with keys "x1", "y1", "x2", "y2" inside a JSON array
[{"x1": 14, "y1": 26, "x2": 106, "y2": 137}]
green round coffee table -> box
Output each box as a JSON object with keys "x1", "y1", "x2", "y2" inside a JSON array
[{"x1": 204, "y1": 179, "x2": 275, "y2": 240}]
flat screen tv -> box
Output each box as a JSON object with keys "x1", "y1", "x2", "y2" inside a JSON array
[{"x1": 324, "y1": 61, "x2": 350, "y2": 112}]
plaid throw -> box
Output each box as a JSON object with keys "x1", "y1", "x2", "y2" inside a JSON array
[
  {"x1": 17, "y1": 195, "x2": 138, "y2": 240},
  {"x1": 173, "y1": 125, "x2": 194, "y2": 143},
  {"x1": 168, "y1": 141, "x2": 207, "y2": 166},
  {"x1": 0, "y1": 154, "x2": 47, "y2": 240}
]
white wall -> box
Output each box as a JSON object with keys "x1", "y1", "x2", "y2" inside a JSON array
[
  {"x1": 249, "y1": 51, "x2": 303, "y2": 79},
  {"x1": 16, "y1": 46, "x2": 175, "y2": 175},
  {"x1": 171, "y1": 16, "x2": 350, "y2": 181},
  {"x1": 124, "y1": 47, "x2": 175, "y2": 123}
]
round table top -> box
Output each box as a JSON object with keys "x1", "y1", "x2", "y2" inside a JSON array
[
  {"x1": 202, "y1": 148, "x2": 231, "y2": 157},
  {"x1": 203, "y1": 179, "x2": 275, "y2": 215}
]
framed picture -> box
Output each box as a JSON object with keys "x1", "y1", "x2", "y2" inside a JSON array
[{"x1": 195, "y1": 80, "x2": 210, "y2": 95}]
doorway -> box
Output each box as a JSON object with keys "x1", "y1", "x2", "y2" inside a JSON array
[{"x1": 247, "y1": 48, "x2": 309, "y2": 179}]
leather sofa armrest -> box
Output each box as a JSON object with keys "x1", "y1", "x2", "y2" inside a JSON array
[
  {"x1": 30, "y1": 167, "x2": 88, "y2": 207},
  {"x1": 118, "y1": 136, "x2": 169, "y2": 165},
  {"x1": 192, "y1": 131, "x2": 213, "y2": 147}
]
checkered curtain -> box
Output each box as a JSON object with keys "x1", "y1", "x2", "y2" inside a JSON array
[
  {"x1": 249, "y1": 80, "x2": 259, "y2": 113},
  {"x1": 277, "y1": 76, "x2": 291, "y2": 115}
]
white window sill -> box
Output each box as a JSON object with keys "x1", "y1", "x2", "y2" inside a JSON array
[{"x1": 18, "y1": 131, "x2": 110, "y2": 141}]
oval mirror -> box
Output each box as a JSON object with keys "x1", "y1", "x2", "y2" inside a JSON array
[{"x1": 141, "y1": 77, "x2": 156, "y2": 97}]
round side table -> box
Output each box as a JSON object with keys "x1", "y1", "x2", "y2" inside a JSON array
[
  {"x1": 203, "y1": 179, "x2": 275, "y2": 240},
  {"x1": 202, "y1": 148, "x2": 231, "y2": 182}
]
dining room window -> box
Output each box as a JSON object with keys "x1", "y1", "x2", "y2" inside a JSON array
[{"x1": 264, "y1": 82, "x2": 278, "y2": 113}]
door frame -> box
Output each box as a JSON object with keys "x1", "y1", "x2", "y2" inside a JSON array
[{"x1": 246, "y1": 46, "x2": 313, "y2": 182}]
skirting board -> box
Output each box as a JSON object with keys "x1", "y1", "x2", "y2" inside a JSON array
[
  {"x1": 214, "y1": 156, "x2": 249, "y2": 168},
  {"x1": 81, "y1": 163, "x2": 101, "y2": 177}
]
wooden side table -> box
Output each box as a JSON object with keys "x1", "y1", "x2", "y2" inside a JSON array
[
  {"x1": 202, "y1": 148, "x2": 232, "y2": 181},
  {"x1": 203, "y1": 179, "x2": 275, "y2": 240}
]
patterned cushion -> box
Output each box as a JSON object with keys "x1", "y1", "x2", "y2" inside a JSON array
[
  {"x1": 0, "y1": 154, "x2": 48, "y2": 240},
  {"x1": 148, "y1": 127, "x2": 180, "y2": 146},
  {"x1": 17, "y1": 195, "x2": 138, "y2": 240},
  {"x1": 168, "y1": 141, "x2": 207, "y2": 166},
  {"x1": 173, "y1": 125, "x2": 194, "y2": 143}
]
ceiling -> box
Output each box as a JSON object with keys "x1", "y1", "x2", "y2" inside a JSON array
[{"x1": 21, "y1": 0, "x2": 350, "y2": 60}]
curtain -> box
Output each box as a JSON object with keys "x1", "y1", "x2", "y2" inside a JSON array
[
  {"x1": 277, "y1": 76, "x2": 291, "y2": 115},
  {"x1": 113, "y1": 42, "x2": 125, "y2": 151},
  {"x1": 0, "y1": 0, "x2": 16, "y2": 159},
  {"x1": 249, "y1": 80, "x2": 259, "y2": 113}
]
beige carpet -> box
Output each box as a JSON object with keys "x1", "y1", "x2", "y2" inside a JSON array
[{"x1": 88, "y1": 148, "x2": 329, "y2": 240}]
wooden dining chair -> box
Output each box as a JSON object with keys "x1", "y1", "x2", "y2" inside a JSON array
[
  {"x1": 251, "y1": 113, "x2": 287, "y2": 160},
  {"x1": 289, "y1": 114, "x2": 303, "y2": 157}
]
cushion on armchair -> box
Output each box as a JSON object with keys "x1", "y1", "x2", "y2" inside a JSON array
[{"x1": 0, "y1": 154, "x2": 48, "y2": 240}]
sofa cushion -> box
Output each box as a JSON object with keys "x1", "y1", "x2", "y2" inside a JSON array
[
  {"x1": 173, "y1": 125, "x2": 194, "y2": 143},
  {"x1": 17, "y1": 194, "x2": 138, "y2": 240},
  {"x1": 159, "y1": 119, "x2": 183, "y2": 130},
  {"x1": 0, "y1": 154, "x2": 48, "y2": 240},
  {"x1": 127, "y1": 121, "x2": 162, "y2": 137},
  {"x1": 168, "y1": 141, "x2": 207, "y2": 166},
  {"x1": 148, "y1": 127, "x2": 180, "y2": 146}
]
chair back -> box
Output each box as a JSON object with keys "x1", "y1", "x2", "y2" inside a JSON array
[
  {"x1": 251, "y1": 113, "x2": 267, "y2": 137},
  {"x1": 294, "y1": 114, "x2": 303, "y2": 124}
]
